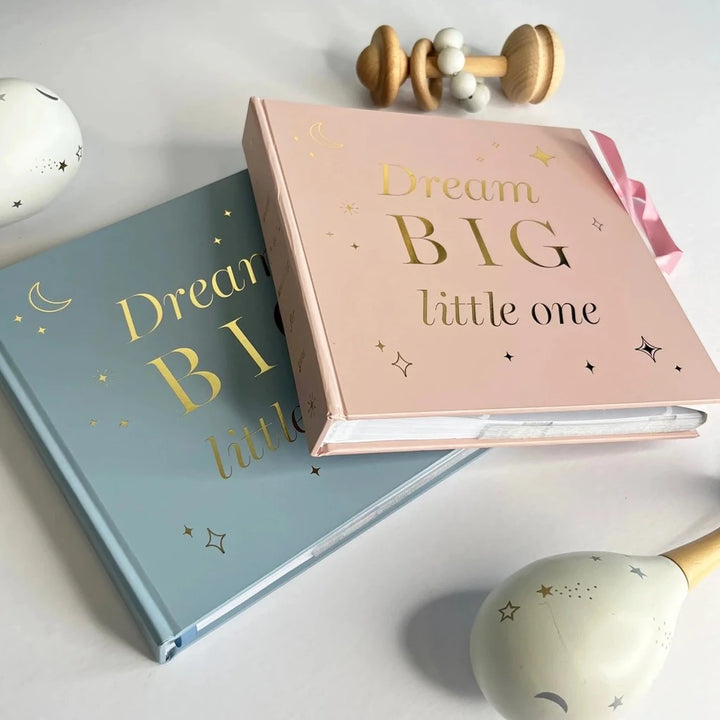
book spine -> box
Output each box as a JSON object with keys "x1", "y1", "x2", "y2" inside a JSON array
[
  {"x1": 0, "y1": 341, "x2": 180, "y2": 663},
  {"x1": 243, "y1": 98, "x2": 342, "y2": 455}
]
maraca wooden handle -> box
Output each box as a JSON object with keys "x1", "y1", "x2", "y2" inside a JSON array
[
  {"x1": 662, "y1": 526, "x2": 720, "y2": 590},
  {"x1": 425, "y1": 55, "x2": 508, "y2": 79}
]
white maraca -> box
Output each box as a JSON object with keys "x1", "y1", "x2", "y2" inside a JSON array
[
  {"x1": 0, "y1": 77, "x2": 83, "y2": 228},
  {"x1": 470, "y1": 527, "x2": 720, "y2": 719}
]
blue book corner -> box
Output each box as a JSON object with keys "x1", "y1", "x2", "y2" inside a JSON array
[{"x1": 0, "y1": 171, "x2": 482, "y2": 662}]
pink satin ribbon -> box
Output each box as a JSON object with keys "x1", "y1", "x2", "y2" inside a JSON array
[{"x1": 590, "y1": 130, "x2": 682, "y2": 274}]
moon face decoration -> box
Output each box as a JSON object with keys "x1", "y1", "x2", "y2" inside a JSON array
[
  {"x1": 27, "y1": 281, "x2": 72, "y2": 313},
  {"x1": 0, "y1": 77, "x2": 83, "y2": 228},
  {"x1": 470, "y1": 552, "x2": 688, "y2": 720}
]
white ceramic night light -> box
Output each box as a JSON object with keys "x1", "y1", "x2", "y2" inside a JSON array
[
  {"x1": 0, "y1": 77, "x2": 83, "y2": 228},
  {"x1": 470, "y1": 527, "x2": 720, "y2": 719}
]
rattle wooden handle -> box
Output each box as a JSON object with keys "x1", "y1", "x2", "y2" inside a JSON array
[
  {"x1": 426, "y1": 55, "x2": 508, "y2": 79},
  {"x1": 662, "y1": 526, "x2": 720, "y2": 590}
]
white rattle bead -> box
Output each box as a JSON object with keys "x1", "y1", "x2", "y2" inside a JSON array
[
  {"x1": 433, "y1": 27, "x2": 464, "y2": 52},
  {"x1": 437, "y1": 47, "x2": 465, "y2": 76},
  {"x1": 449, "y1": 71, "x2": 477, "y2": 100},
  {"x1": 459, "y1": 81, "x2": 491, "y2": 112}
]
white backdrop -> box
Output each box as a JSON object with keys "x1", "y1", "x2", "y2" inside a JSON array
[{"x1": 1, "y1": 1, "x2": 719, "y2": 718}]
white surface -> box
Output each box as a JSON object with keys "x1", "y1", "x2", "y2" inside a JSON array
[{"x1": 0, "y1": 1, "x2": 718, "y2": 718}]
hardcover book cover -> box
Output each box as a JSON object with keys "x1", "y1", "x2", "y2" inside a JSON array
[
  {"x1": 0, "y1": 171, "x2": 480, "y2": 662},
  {"x1": 243, "y1": 98, "x2": 720, "y2": 456}
]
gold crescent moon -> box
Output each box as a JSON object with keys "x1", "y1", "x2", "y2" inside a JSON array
[
  {"x1": 308, "y1": 121, "x2": 344, "y2": 149},
  {"x1": 28, "y1": 282, "x2": 72, "y2": 313}
]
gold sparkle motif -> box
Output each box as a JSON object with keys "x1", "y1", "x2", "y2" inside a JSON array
[
  {"x1": 341, "y1": 201, "x2": 359, "y2": 215},
  {"x1": 635, "y1": 336, "x2": 662, "y2": 362},
  {"x1": 391, "y1": 351, "x2": 412, "y2": 378},
  {"x1": 325, "y1": 231, "x2": 334, "y2": 237},
  {"x1": 13, "y1": 315, "x2": 22, "y2": 323},
  {"x1": 205, "y1": 528, "x2": 226, "y2": 554},
  {"x1": 498, "y1": 601, "x2": 520, "y2": 622},
  {"x1": 293, "y1": 135, "x2": 299, "y2": 142},
  {"x1": 58, "y1": 160, "x2": 67, "y2": 172},
  {"x1": 475, "y1": 155, "x2": 484, "y2": 162},
  {"x1": 530, "y1": 146, "x2": 555, "y2": 166},
  {"x1": 310, "y1": 466, "x2": 320, "y2": 476},
  {"x1": 37, "y1": 326, "x2": 46, "y2": 334},
  {"x1": 375, "y1": 340, "x2": 385, "y2": 352},
  {"x1": 223, "y1": 210, "x2": 232, "y2": 217},
  {"x1": 492, "y1": 141, "x2": 500, "y2": 148},
  {"x1": 592, "y1": 217, "x2": 603, "y2": 231},
  {"x1": 213, "y1": 237, "x2": 222, "y2": 245},
  {"x1": 89, "y1": 419, "x2": 97, "y2": 427},
  {"x1": 183, "y1": 526, "x2": 193, "y2": 537},
  {"x1": 97, "y1": 372, "x2": 109, "y2": 383},
  {"x1": 119, "y1": 419, "x2": 129, "y2": 428},
  {"x1": 536, "y1": 585, "x2": 553, "y2": 598},
  {"x1": 351, "y1": 243, "x2": 359, "y2": 250}
]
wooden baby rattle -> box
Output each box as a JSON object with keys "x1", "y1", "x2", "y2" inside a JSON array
[
  {"x1": 356, "y1": 24, "x2": 564, "y2": 112},
  {"x1": 469, "y1": 525, "x2": 720, "y2": 719}
]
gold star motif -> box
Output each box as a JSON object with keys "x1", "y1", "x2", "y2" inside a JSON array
[
  {"x1": 310, "y1": 465, "x2": 320, "y2": 476},
  {"x1": 476, "y1": 155, "x2": 484, "y2": 162},
  {"x1": 536, "y1": 585, "x2": 553, "y2": 598},
  {"x1": 214, "y1": 237, "x2": 222, "y2": 245},
  {"x1": 37, "y1": 326, "x2": 46, "y2": 334},
  {"x1": 119, "y1": 419, "x2": 129, "y2": 427},
  {"x1": 492, "y1": 141, "x2": 500, "y2": 148},
  {"x1": 89, "y1": 419, "x2": 97, "y2": 427},
  {"x1": 98, "y1": 374, "x2": 108, "y2": 383},
  {"x1": 13, "y1": 315, "x2": 22, "y2": 323},
  {"x1": 592, "y1": 217, "x2": 603, "y2": 231},
  {"x1": 351, "y1": 243, "x2": 359, "y2": 250},
  {"x1": 635, "y1": 336, "x2": 662, "y2": 362},
  {"x1": 341, "y1": 201, "x2": 359, "y2": 215},
  {"x1": 58, "y1": 160, "x2": 67, "y2": 171},
  {"x1": 205, "y1": 528, "x2": 226, "y2": 554},
  {"x1": 223, "y1": 210, "x2": 232, "y2": 217},
  {"x1": 293, "y1": 135, "x2": 299, "y2": 141},
  {"x1": 498, "y1": 601, "x2": 520, "y2": 622},
  {"x1": 391, "y1": 351, "x2": 412, "y2": 378},
  {"x1": 375, "y1": 340, "x2": 385, "y2": 352},
  {"x1": 183, "y1": 525, "x2": 193, "y2": 537},
  {"x1": 530, "y1": 146, "x2": 555, "y2": 166},
  {"x1": 325, "y1": 231, "x2": 334, "y2": 237},
  {"x1": 309, "y1": 151, "x2": 315, "y2": 158}
]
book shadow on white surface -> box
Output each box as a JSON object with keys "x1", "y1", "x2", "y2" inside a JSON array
[
  {"x1": 0, "y1": 397, "x2": 152, "y2": 661},
  {"x1": 401, "y1": 590, "x2": 490, "y2": 699}
]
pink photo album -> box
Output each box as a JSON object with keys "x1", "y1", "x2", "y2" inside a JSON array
[{"x1": 243, "y1": 98, "x2": 720, "y2": 456}]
